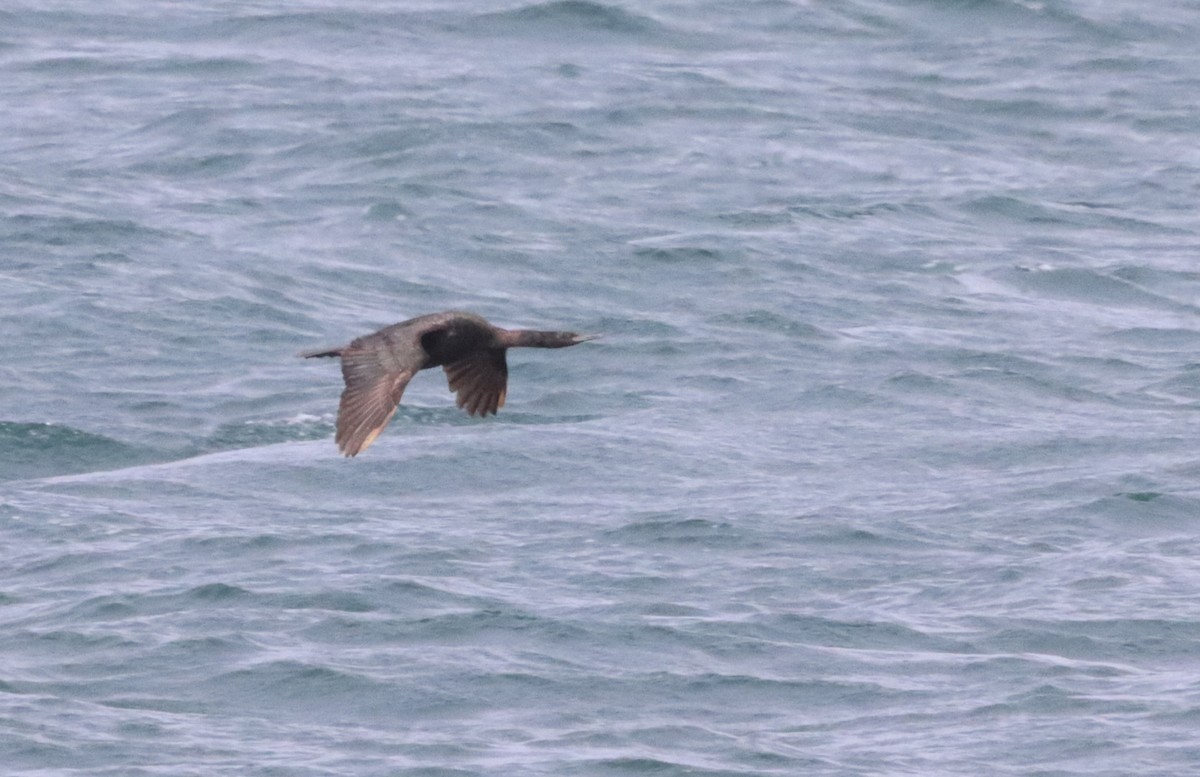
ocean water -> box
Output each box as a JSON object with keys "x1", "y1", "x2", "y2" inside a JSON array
[{"x1": 4, "y1": 0, "x2": 1200, "y2": 774}]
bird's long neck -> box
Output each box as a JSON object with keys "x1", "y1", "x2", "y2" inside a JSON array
[{"x1": 497, "y1": 329, "x2": 582, "y2": 348}]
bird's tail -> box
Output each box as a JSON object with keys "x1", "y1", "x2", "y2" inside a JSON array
[{"x1": 299, "y1": 347, "x2": 343, "y2": 359}]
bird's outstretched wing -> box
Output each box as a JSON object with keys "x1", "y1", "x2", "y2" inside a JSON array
[
  {"x1": 336, "y1": 345, "x2": 415, "y2": 457},
  {"x1": 443, "y1": 348, "x2": 508, "y2": 417}
]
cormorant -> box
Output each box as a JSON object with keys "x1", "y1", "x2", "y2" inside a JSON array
[{"x1": 302, "y1": 310, "x2": 595, "y2": 456}]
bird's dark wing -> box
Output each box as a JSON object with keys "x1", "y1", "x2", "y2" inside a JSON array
[
  {"x1": 443, "y1": 348, "x2": 508, "y2": 417},
  {"x1": 335, "y1": 344, "x2": 415, "y2": 457}
]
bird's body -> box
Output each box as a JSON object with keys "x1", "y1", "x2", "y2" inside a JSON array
[{"x1": 302, "y1": 311, "x2": 594, "y2": 456}]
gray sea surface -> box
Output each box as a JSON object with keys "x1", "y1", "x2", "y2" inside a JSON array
[{"x1": 4, "y1": 1, "x2": 1200, "y2": 774}]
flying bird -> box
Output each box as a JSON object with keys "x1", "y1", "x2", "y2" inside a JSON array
[{"x1": 302, "y1": 310, "x2": 596, "y2": 456}]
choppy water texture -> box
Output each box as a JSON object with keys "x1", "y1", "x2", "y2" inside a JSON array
[{"x1": 4, "y1": 1, "x2": 1200, "y2": 774}]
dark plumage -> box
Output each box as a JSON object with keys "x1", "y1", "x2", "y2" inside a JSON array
[{"x1": 302, "y1": 311, "x2": 596, "y2": 456}]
